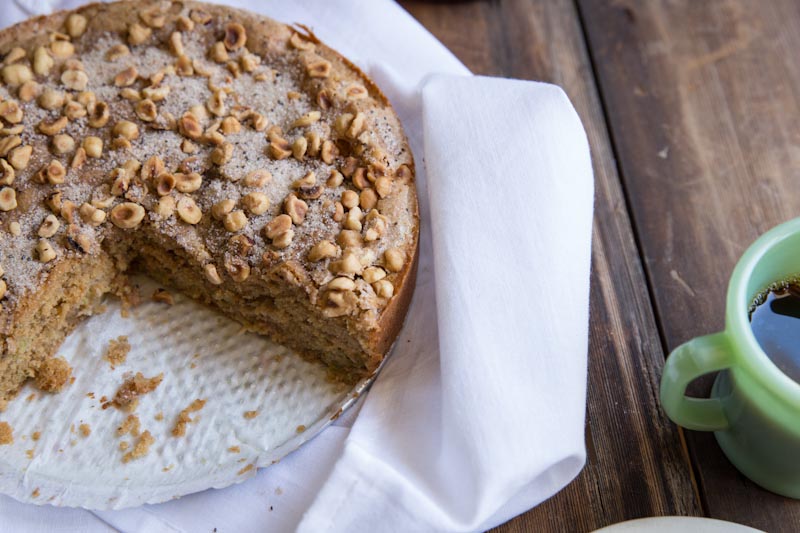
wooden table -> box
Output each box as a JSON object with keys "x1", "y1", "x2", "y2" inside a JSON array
[{"x1": 398, "y1": 1, "x2": 800, "y2": 531}]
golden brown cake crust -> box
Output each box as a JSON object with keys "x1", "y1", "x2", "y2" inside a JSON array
[{"x1": 0, "y1": 0, "x2": 419, "y2": 400}]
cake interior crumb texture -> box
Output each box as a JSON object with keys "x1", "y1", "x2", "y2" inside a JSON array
[{"x1": 0, "y1": 0, "x2": 419, "y2": 402}]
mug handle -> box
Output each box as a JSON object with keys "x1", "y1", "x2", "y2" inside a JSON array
[{"x1": 660, "y1": 332, "x2": 734, "y2": 431}]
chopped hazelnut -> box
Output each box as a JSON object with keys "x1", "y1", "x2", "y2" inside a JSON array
[
  {"x1": 50, "y1": 40, "x2": 74, "y2": 59},
  {"x1": 329, "y1": 251, "x2": 362, "y2": 275},
  {"x1": 37, "y1": 215, "x2": 61, "y2": 238},
  {"x1": 244, "y1": 169, "x2": 271, "y2": 187},
  {"x1": 114, "y1": 66, "x2": 138, "y2": 87},
  {"x1": 18, "y1": 81, "x2": 39, "y2": 102},
  {"x1": 71, "y1": 147, "x2": 87, "y2": 169},
  {"x1": 291, "y1": 111, "x2": 321, "y2": 129},
  {"x1": 360, "y1": 188, "x2": 378, "y2": 210},
  {"x1": 65, "y1": 13, "x2": 88, "y2": 38},
  {"x1": 341, "y1": 190, "x2": 358, "y2": 209},
  {"x1": 2, "y1": 64, "x2": 32, "y2": 86},
  {"x1": 0, "y1": 187, "x2": 16, "y2": 211},
  {"x1": 0, "y1": 280, "x2": 5, "y2": 299},
  {"x1": 250, "y1": 112, "x2": 268, "y2": 131},
  {"x1": 0, "y1": 136, "x2": 21, "y2": 157},
  {"x1": 333, "y1": 201, "x2": 345, "y2": 222},
  {"x1": 155, "y1": 195, "x2": 176, "y2": 218},
  {"x1": 272, "y1": 229, "x2": 294, "y2": 249},
  {"x1": 36, "y1": 239, "x2": 57, "y2": 263},
  {"x1": 308, "y1": 240, "x2": 338, "y2": 262},
  {"x1": 64, "y1": 100, "x2": 86, "y2": 120},
  {"x1": 204, "y1": 264, "x2": 222, "y2": 285},
  {"x1": 347, "y1": 112, "x2": 366, "y2": 139},
  {"x1": 284, "y1": 194, "x2": 308, "y2": 225},
  {"x1": 174, "y1": 172, "x2": 202, "y2": 193},
  {"x1": 373, "y1": 279, "x2": 394, "y2": 298},
  {"x1": 142, "y1": 85, "x2": 170, "y2": 101},
  {"x1": 0, "y1": 100, "x2": 22, "y2": 123},
  {"x1": 88, "y1": 101, "x2": 110, "y2": 128},
  {"x1": 209, "y1": 41, "x2": 229, "y2": 63},
  {"x1": 306, "y1": 59, "x2": 331, "y2": 78},
  {"x1": 155, "y1": 173, "x2": 176, "y2": 196},
  {"x1": 344, "y1": 206, "x2": 363, "y2": 231},
  {"x1": 38, "y1": 88, "x2": 65, "y2": 110},
  {"x1": 106, "y1": 44, "x2": 130, "y2": 61},
  {"x1": 112, "y1": 120, "x2": 139, "y2": 141},
  {"x1": 38, "y1": 116, "x2": 68, "y2": 136},
  {"x1": 0, "y1": 160, "x2": 14, "y2": 185},
  {"x1": 178, "y1": 113, "x2": 203, "y2": 139},
  {"x1": 128, "y1": 23, "x2": 152, "y2": 46},
  {"x1": 268, "y1": 137, "x2": 292, "y2": 160},
  {"x1": 177, "y1": 196, "x2": 202, "y2": 224},
  {"x1": 61, "y1": 69, "x2": 88, "y2": 91},
  {"x1": 223, "y1": 210, "x2": 247, "y2": 232},
  {"x1": 375, "y1": 177, "x2": 392, "y2": 198},
  {"x1": 83, "y1": 136, "x2": 103, "y2": 158},
  {"x1": 169, "y1": 32, "x2": 184, "y2": 56},
  {"x1": 336, "y1": 229, "x2": 362, "y2": 249},
  {"x1": 240, "y1": 192, "x2": 269, "y2": 215},
  {"x1": 240, "y1": 53, "x2": 260, "y2": 72},
  {"x1": 327, "y1": 170, "x2": 344, "y2": 188},
  {"x1": 362, "y1": 266, "x2": 387, "y2": 284},
  {"x1": 264, "y1": 214, "x2": 292, "y2": 239},
  {"x1": 292, "y1": 137, "x2": 308, "y2": 160},
  {"x1": 211, "y1": 142, "x2": 233, "y2": 165},
  {"x1": 44, "y1": 191, "x2": 61, "y2": 212},
  {"x1": 352, "y1": 168, "x2": 369, "y2": 190},
  {"x1": 321, "y1": 140, "x2": 337, "y2": 165},
  {"x1": 207, "y1": 89, "x2": 226, "y2": 116},
  {"x1": 139, "y1": 6, "x2": 166, "y2": 28},
  {"x1": 33, "y1": 46, "x2": 54, "y2": 76},
  {"x1": 8, "y1": 220, "x2": 21, "y2": 235},
  {"x1": 207, "y1": 200, "x2": 235, "y2": 226},
  {"x1": 51, "y1": 134, "x2": 75, "y2": 155},
  {"x1": 8, "y1": 145, "x2": 32, "y2": 170},
  {"x1": 45, "y1": 160, "x2": 66, "y2": 184},
  {"x1": 175, "y1": 54, "x2": 193, "y2": 76},
  {"x1": 328, "y1": 277, "x2": 355, "y2": 291},
  {"x1": 176, "y1": 15, "x2": 195, "y2": 32},
  {"x1": 110, "y1": 202, "x2": 145, "y2": 229},
  {"x1": 384, "y1": 248, "x2": 404, "y2": 272},
  {"x1": 346, "y1": 84, "x2": 368, "y2": 99},
  {"x1": 221, "y1": 116, "x2": 241, "y2": 135},
  {"x1": 224, "y1": 22, "x2": 247, "y2": 50},
  {"x1": 79, "y1": 202, "x2": 106, "y2": 226}
]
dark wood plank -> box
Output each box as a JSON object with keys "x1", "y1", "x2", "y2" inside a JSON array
[
  {"x1": 398, "y1": 1, "x2": 702, "y2": 531},
  {"x1": 579, "y1": 0, "x2": 800, "y2": 530}
]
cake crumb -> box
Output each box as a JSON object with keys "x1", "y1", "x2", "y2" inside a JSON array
[
  {"x1": 118, "y1": 282, "x2": 142, "y2": 318},
  {"x1": 162, "y1": 464, "x2": 174, "y2": 472},
  {"x1": 25, "y1": 449, "x2": 34, "y2": 459},
  {"x1": 296, "y1": 425, "x2": 306, "y2": 434},
  {"x1": 35, "y1": 357, "x2": 72, "y2": 393},
  {"x1": 70, "y1": 424, "x2": 75, "y2": 434},
  {"x1": 31, "y1": 488, "x2": 40, "y2": 498},
  {"x1": 104, "y1": 336, "x2": 131, "y2": 369},
  {"x1": 31, "y1": 431, "x2": 40, "y2": 441},
  {"x1": 26, "y1": 393, "x2": 36, "y2": 402},
  {"x1": 189, "y1": 363, "x2": 197, "y2": 369},
  {"x1": 107, "y1": 372, "x2": 163, "y2": 410},
  {"x1": 117, "y1": 414, "x2": 141, "y2": 437},
  {"x1": 243, "y1": 410, "x2": 258, "y2": 420},
  {"x1": 151, "y1": 288, "x2": 174, "y2": 305},
  {"x1": 119, "y1": 441, "x2": 129, "y2": 451},
  {"x1": 79, "y1": 423, "x2": 91, "y2": 438},
  {"x1": 171, "y1": 399, "x2": 206, "y2": 437},
  {"x1": 0, "y1": 422, "x2": 12, "y2": 445},
  {"x1": 237, "y1": 464, "x2": 254, "y2": 475},
  {"x1": 154, "y1": 412, "x2": 164, "y2": 421},
  {"x1": 228, "y1": 445, "x2": 240, "y2": 453},
  {"x1": 122, "y1": 430, "x2": 154, "y2": 463}
]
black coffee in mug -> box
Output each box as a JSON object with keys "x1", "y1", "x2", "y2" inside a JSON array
[{"x1": 749, "y1": 282, "x2": 800, "y2": 382}]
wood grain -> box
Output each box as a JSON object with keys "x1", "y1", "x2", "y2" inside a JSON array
[
  {"x1": 579, "y1": 0, "x2": 800, "y2": 530},
  {"x1": 398, "y1": 1, "x2": 701, "y2": 531}
]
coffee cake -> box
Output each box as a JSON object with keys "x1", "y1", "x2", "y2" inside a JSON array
[{"x1": 0, "y1": 0, "x2": 419, "y2": 402}]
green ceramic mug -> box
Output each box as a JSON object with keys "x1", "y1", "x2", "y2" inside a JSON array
[{"x1": 660, "y1": 217, "x2": 800, "y2": 498}]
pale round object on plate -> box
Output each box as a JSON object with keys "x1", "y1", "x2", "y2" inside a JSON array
[{"x1": 593, "y1": 517, "x2": 764, "y2": 533}]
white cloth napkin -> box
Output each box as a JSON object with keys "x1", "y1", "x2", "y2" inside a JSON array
[{"x1": 0, "y1": 1, "x2": 594, "y2": 531}]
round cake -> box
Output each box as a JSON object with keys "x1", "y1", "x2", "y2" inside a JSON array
[{"x1": 0, "y1": 0, "x2": 419, "y2": 403}]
